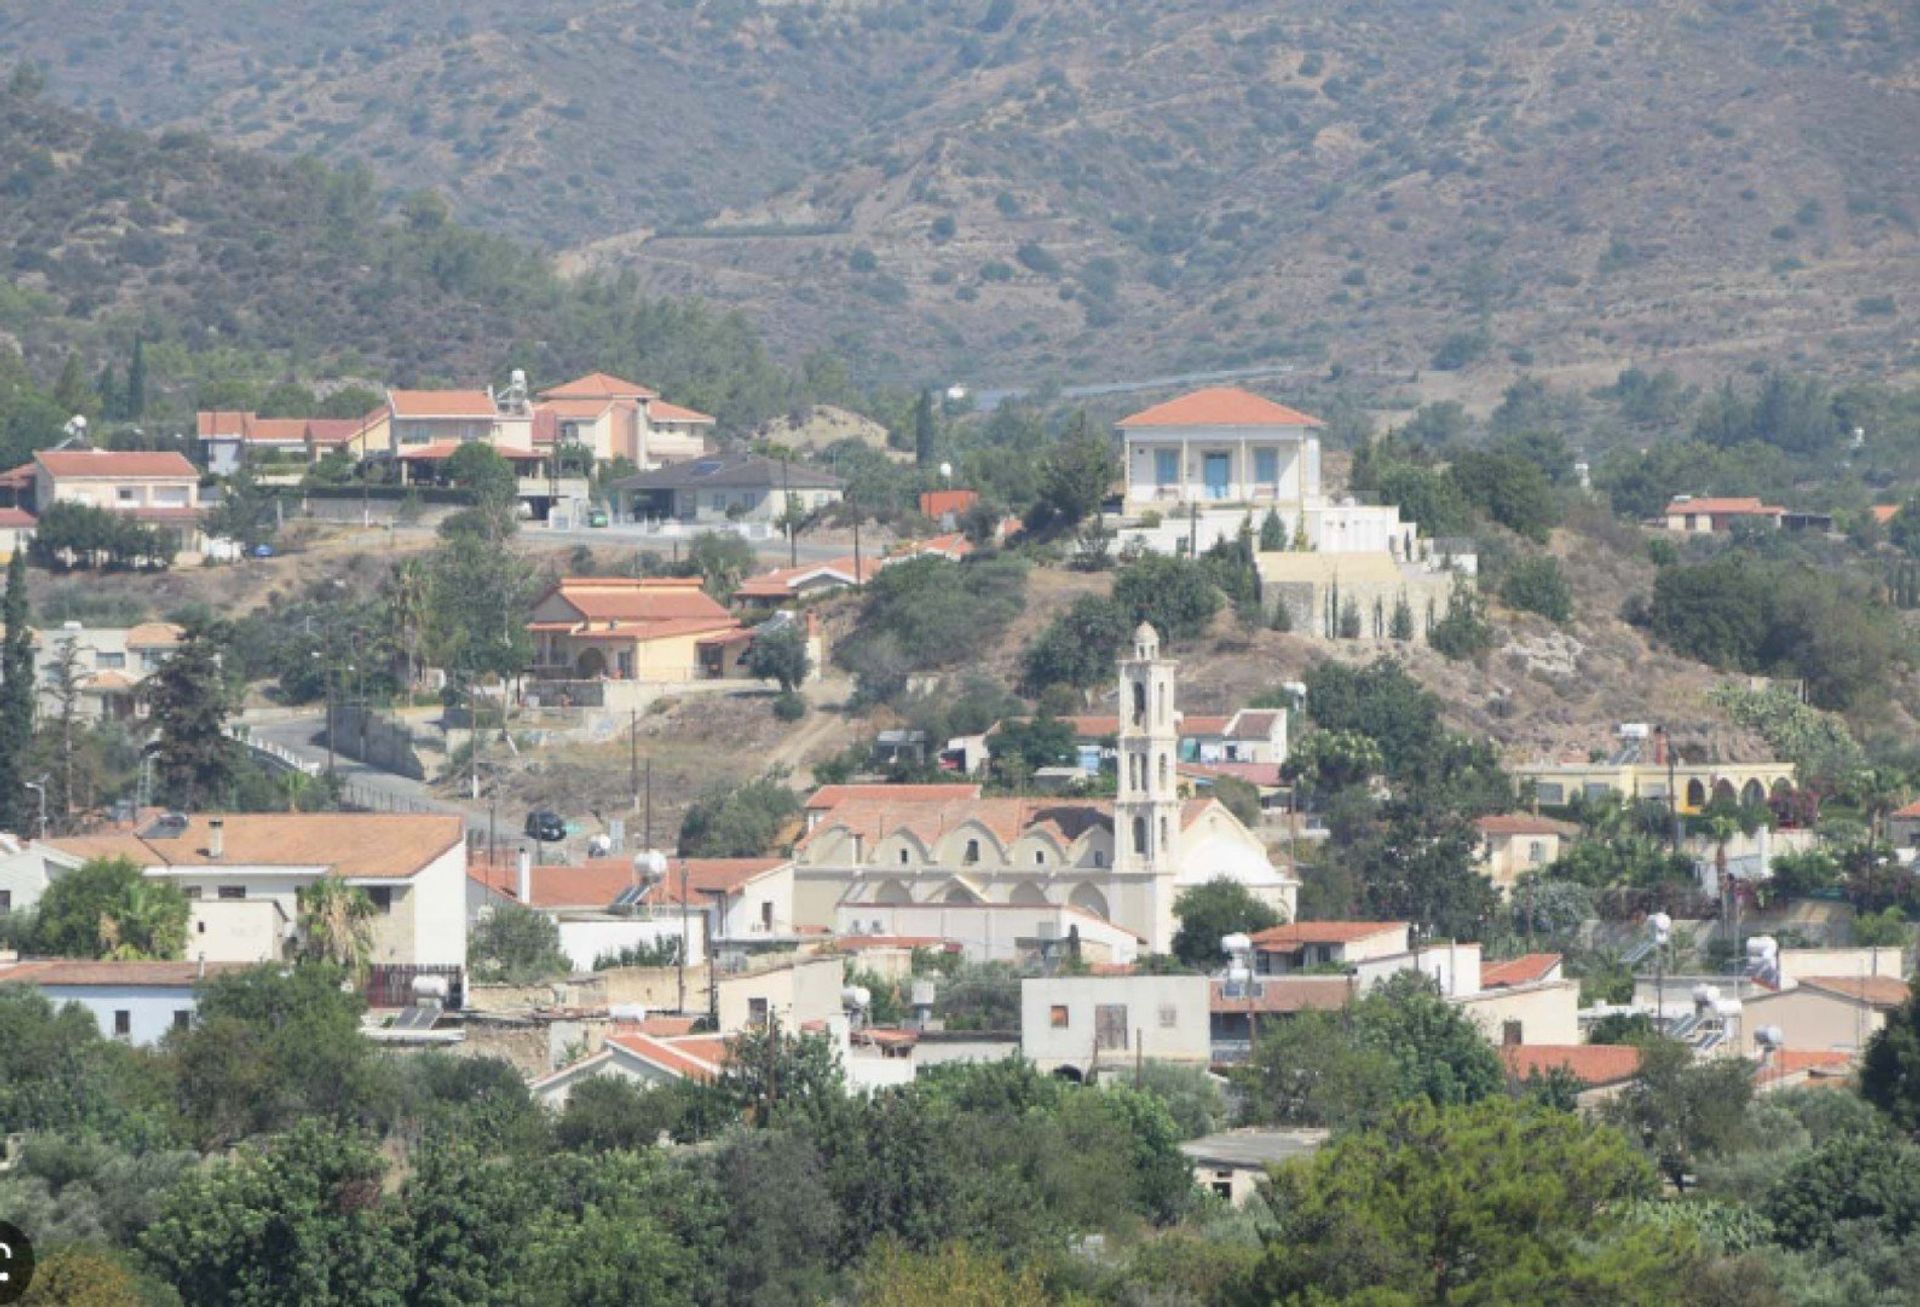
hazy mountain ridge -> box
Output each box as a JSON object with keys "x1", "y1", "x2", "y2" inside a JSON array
[{"x1": 4, "y1": 0, "x2": 1917, "y2": 385}]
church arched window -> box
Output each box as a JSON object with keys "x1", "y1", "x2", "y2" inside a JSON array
[
  {"x1": 1131, "y1": 680, "x2": 1147, "y2": 728},
  {"x1": 1132, "y1": 816, "x2": 1148, "y2": 856}
]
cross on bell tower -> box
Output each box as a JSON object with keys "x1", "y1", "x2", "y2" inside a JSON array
[{"x1": 1115, "y1": 622, "x2": 1182, "y2": 875}]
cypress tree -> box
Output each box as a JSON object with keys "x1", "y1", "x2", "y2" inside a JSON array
[
  {"x1": 124, "y1": 336, "x2": 148, "y2": 420},
  {"x1": 0, "y1": 552, "x2": 34, "y2": 832},
  {"x1": 912, "y1": 390, "x2": 938, "y2": 468},
  {"x1": 1259, "y1": 508, "x2": 1285, "y2": 551}
]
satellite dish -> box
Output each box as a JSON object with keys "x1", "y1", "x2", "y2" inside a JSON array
[{"x1": 938, "y1": 461, "x2": 953, "y2": 481}]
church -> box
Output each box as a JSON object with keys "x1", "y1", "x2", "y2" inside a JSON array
[{"x1": 792, "y1": 624, "x2": 1298, "y2": 956}]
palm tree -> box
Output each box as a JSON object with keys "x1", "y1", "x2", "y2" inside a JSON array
[
  {"x1": 383, "y1": 558, "x2": 431, "y2": 693},
  {"x1": 98, "y1": 880, "x2": 190, "y2": 960},
  {"x1": 1845, "y1": 767, "x2": 1907, "y2": 846},
  {"x1": 297, "y1": 878, "x2": 377, "y2": 979}
]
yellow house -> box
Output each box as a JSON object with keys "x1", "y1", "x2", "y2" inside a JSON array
[
  {"x1": 1513, "y1": 759, "x2": 1796, "y2": 814},
  {"x1": 527, "y1": 577, "x2": 745, "y2": 684},
  {"x1": 306, "y1": 409, "x2": 389, "y2": 464},
  {"x1": 535, "y1": 373, "x2": 713, "y2": 469},
  {"x1": 1475, "y1": 814, "x2": 1579, "y2": 894}
]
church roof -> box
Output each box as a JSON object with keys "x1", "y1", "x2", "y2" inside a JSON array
[{"x1": 800, "y1": 794, "x2": 1217, "y2": 851}]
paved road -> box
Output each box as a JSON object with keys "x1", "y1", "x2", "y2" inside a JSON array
[{"x1": 526, "y1": 522, "x2": 855, "y2": 563}]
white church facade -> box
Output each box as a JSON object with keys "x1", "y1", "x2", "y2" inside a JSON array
[{"x1": 794, "y1": 625, "x2": 1298, "y2": 957}]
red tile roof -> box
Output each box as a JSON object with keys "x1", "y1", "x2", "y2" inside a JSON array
[
  {"x1": 541, "y1": 578, "x2": 732, "y2": 625},
  {"x1": 1892, "y1": 799, "x2": 1920, "y2": 819},
  {"x1": 48, "y1": 813, "x2": 463, "y2": 880},
  {"x1": 0, "y1": 959, "x2": 253, "y2": 987},
  {"x1": 389, "y1": 389, "x2": 499, "y2": 419},
  {"x1": 1250, "y1": 921, "x2": 1409, "y2": 950},
  {"x1": 1501, "y1": 1044, "x2": 1641, "y2": 1087},
  {"x1": 35, "y1": 450, "x2": 197, "y2": 479},
  {"x1": 1119, "y1": 387, "x2": 1324, "y2": 429},
  {"x1": 0, "y1": 463, "x2": 34, "y2": 490},
  {"x1": 918, "y1": 489, "x2": 979, "y2": 519},
  {"x1": 1210, "y1": 977, "x2": 1355, "y2": 1013},
  {"x1": 735, "y1": 556, "x2": 879, "y2": 599},
  {"x1": 1180, "y1": 715, "x2": 1234, "y2": 736},
  {"x1": 1663, "y1": 497, "x2": 1784, "y2": 517},
  {"x1": 647, "y1": 399, "x2": 714, "y2": 424},
  {"x1": 1797, "y1": 976, "x2": 1911, "y2": 1009},
  {"x1": 468, "y1": 856, "x2": 787, "y2": 909},
  {"x1": 1226, "y1": 710, "x2": 1284, "y2": 739},
  {"x1": 1179, "y1": 761, "x2": 1285, "y2": 787},
  {"x1": 1477, "y1": 814, "x2": 1580, "y2": 837},
  {"x1": 540, "y1": 372, "x2": 658, "y2": 402},
  {"x1": 306, "y1": 414, "x2": 381, "y2": 445},
  {"x1": 1770, "y1": 1049, "x2": 1854, "y2": 1076},
  {"x1": 246, "y1": 417, "x2": 309, "y2": 443},
  {"x1": 1481, "y1": 953, "x2": 1563, "y2": 988},
  {"x1": 605, "y1": 1032, "x2": 722, "y2": 1081},
  {"x1": 0, "y1": 508, "x2": 35, "y2": 528},
  {"x1": 1871, "y1": 504, "x2": 1902, "y2": 525}
]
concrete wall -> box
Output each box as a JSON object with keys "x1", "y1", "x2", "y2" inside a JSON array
[
  {"x1": 716, "y1": 955, "x2": 844, "y2": 1034},
  {"x1": 557, "y1": 918, "x2": 701, "y2": 972},
  {"x1": 1777, "y1": 948, "x2": 1904, "y2": 984},
  {"x1": 326, "y1": 706, "x2": 427, "y2": 781},
  {"x1": 831, "y1": 903, "x2": 1141, "y2": 965},
  {"x1": 1453, "y1": 981, "x2": 1579, "y2": 1047},
  {"x1": 1742, "y1": 987, "x2": 1889, "y2": 1056},
  {"x1": 1020, "y1": 975, "x2": 1211, "y2": 1072}
]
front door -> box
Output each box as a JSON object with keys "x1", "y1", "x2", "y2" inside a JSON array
[{"x1": 1204, "y1": 453, "x2": 1230, "y2": 500}]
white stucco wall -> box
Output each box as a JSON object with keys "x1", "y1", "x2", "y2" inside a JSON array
[
  {"x1": 37, "y1": 984, "x2": 200, "y2": 1047},
  {"x1": 1020, "y1": 975, "x2": 1211, "y2": 1071}
]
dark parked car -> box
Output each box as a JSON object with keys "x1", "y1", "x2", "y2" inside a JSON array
[{"x1": 524, "y1": 810, "x2": 566, "y2": 843}]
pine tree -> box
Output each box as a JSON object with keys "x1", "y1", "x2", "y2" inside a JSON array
[
  {"x1": 1259, "y1": 508, "x2": 1286, "y2": 551},
  {"x1": 124, "y1": 337, "x2": 147, "y2": 420},
  {"x1": 0, "y1": 552, "x2": 32, "y2": 832},
  {"x1": 148, "y1": 625, "x2": 238, "y2": 809},
  {"x1": 1338, "y1": 597, "x2": 1362, "y2": 639},
  {"x1": 912, "y1": 390, "x2": 938, "y2": 468}
]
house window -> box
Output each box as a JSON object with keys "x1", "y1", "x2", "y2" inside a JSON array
[
  {"x1": 748, "y1": 997, "x2": 769, "y2": 1028},
  {"x1": 1154, "y1": 448, "x2": 1179, "y2": 487},
  {"x1": 173, "y1": 1010, "x2": 191, "y2": 1031},
  {"x1": 368, "y1": 886, "x2": 394, "y2": 914},
  {"x1": 1159, "y1": 1004, "x2": 1178, "y2": 1029},
  {"x1": 1502, "y1": 1020, "x2": 1523, "y2": 1046},
  {"x1": 96, "y1": 652, "x2": 126, "y2": 670},
  {"x1": 761, "y1": 900, "x2": 774, "y2": 930},
  {"x1": 117, "y1": 487, "x2": 137, "y2": 503},
  {"x1": 1093, "y1": 851, "x2": 1106, "y2": 868},
  {"x1": 1527, "y1": 841, "x2": 1546, "y2": 865},
  {"x1": 183, "y1": 886, "x2": 202, "y2": 900},
  {"x1": 1095, "y1": 1004, "x2": 1129, "y2": 1051},
  {"x1": 217, "y1": 886, "x2": 246, "y2": 900},
  {"x1": 1534, "y1": 783, "x2": 1564, "y2": 805},
  {"x1": 113, "y1": 1010, "x2": 132, "y2": 1039},
  {"x1": 0, "y1": 889, "x2": 9, "y2": 916},
  {"x1": 1254, "y1": 447, "x2": 1279, "y2": 485},
  {"x1": 1034, "y1": 851, "x2": 1045, "y2": 866},
  {"x1": 963, "y1": 839, "x2": 980, "y2": 865},
  {"x1": 898, "y1": 848, "x2": 909, "y2": 865},
  {"x1": 1050, "y1": 1005, "x2": 1070, "y2": 1029}
]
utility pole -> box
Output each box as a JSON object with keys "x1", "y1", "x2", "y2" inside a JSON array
[
  {"x1": 782, "y1": 457, "x2": 797, "y2": 567},
  {"x1": 677, "y1": 856, "x2": 690, "y2": 1014},
  {"x1": 469, "y1": 679, "x2": 481, "y2": 801},
  {"x1": 629, "y1": 707, "x2": 639, "y2": 812},
  {"x1": 644, "y1": 758, "x2": 653, "y2": 850}
]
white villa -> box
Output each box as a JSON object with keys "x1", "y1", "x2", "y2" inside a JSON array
[
  {"x1": 1117, "y1": 386, "x2": 1415, "y2": 554},
  {"x1": 1114, "y1": 387, "x2": 1473, "y2": 639},
  {"x1": 792, "y1": 624, "x2": 1298, "y2": 956}
]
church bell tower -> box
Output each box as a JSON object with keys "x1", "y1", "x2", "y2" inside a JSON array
[{"x1": 1114, "y1": 622, "x2": 1182, "y2": 875}]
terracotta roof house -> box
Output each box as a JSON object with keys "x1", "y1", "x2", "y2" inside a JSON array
[
  {"x1": 44, "y1": 812, "x2": 469, "y2": 985},
  {"x1": 1248, "y1": 921, "x2": 1412, "y2": 973},
  {"x1": 1500, "y1": 1044, "x2": 1642, "y2": 1104},
  {"x1": 526, "y1": 577, "x2": 757, "y2": 684},
  {"x1": 1663, "y1": 496, "x2": 1786, "y2": 534},
  {"x1": 1476, "y1": 814, "x2": 1581, "y2": 894},
  {"x1": 26, "y1": 621, "x2": 185, "y2": 724},
  {"x1": 30, "y1": 449, "x2": 205, "y2": 554},
  {"x1": 0, "y1": 958, "x2": 254, "y2": 1046},
  {"x1": 613, "y1": 455, "x2": 843, "y2": 525},
  {"x1": 383, "y1": 387, "x2": 533, "y2": 460},
  {"x1": 1742, "y1": 973, "x2": 1912, "y2": 1058},
  {"x1": 538, "y1": 372, "x2": 659, "y2": 402},
  {"x1": 532, "y1": 374, "x2": 712, "y2": 467},
  {"x1": 919, "y1": 488, "x2": 979, "y2": 523},
  {"x1": 1480, "y1": 953, "x2": 1565, "y2": 989},
  {"x1": 528, "y1": 1031, "x2": 728, "y2": 1107},
  {"x1": 735, "y1": 555, "x2": 884, "y2": 606}
]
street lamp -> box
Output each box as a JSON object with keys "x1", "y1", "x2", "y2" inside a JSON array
[{"x1": 22, "y1": 778, "x2": 47, "y2": 839}]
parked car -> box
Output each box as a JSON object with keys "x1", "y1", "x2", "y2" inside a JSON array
[
  {"x1": 587, "y1": 509, "x2": 610, "y2": 528},
  {"x1": 524, "y1": 810, "x2": 566, "y2": 843}
]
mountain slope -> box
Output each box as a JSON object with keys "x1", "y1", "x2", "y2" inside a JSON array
[{"x1": 4, "y1": 0, "x2": 1918, "y2": 385}]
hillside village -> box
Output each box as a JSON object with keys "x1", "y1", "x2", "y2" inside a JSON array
[{"x1": 4, "y1": 20, "x2": 1920, "y2": 1305}]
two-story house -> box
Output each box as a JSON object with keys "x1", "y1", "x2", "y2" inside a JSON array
[
  {"x1": 30, "y1": 621, "x2": 184, "y2": 722},
  {"x1": 32, "y1": 449, "x2": 204, "y2": 553}
]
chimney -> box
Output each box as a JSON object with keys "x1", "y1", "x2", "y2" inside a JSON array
[
  {"x1": 517, "y1": 847, "x2": 533, "y2": 904},
  {"x1": 207, "y1": 817, "x2": 224, "y2": 860}
]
